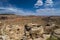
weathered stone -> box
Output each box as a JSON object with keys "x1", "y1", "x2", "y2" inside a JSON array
[{"x1": 54, "y1": 28, "x2": 60, "y2": 38}]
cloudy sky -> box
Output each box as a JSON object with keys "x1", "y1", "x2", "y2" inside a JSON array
[{"x1": 0, "y1": 0, "x2": 60, "y2": 16}]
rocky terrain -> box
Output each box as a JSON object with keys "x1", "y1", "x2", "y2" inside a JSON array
[{"x1": 0, "y1": 14, "x2": 60, "y2": 40}]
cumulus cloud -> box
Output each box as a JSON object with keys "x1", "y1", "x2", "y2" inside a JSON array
[
  {"x1": 45, "y1": 0, "x2": 53, "y2": 7},
  {"x1": 34, "y1": 0, "x2": 60, "y2": 16},
  {"x1": 0, "y1": 0, "x2": 60, "y2": 16},
  {"x1": 34, "y1": 0, "x2": 43, "y2": 8},
  {"x1": 34, "y1": 0, "x2": 54, "y2": 8},
  {"x1": 45, "y1": 0, "x2": 53, "y2": 4}
]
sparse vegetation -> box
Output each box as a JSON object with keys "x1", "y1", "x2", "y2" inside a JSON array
[
  {"x1": 0, "y1": 15, "x2": 60, "y2": 40},
  {"x1": 46, "y1": 36, "x2": 58, "y2": 40}
]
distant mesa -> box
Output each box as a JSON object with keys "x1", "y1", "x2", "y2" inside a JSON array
[
  {"x1": 0, "y1": 13, "x2": 15, "y2": 15},
  {"x1": 0, "y1": 13, "x2": 16, "y2": 20}
]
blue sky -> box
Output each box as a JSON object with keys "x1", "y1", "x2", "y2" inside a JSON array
[{"x1": 0, "y1": 0, "x2": 60, "y2": 16}]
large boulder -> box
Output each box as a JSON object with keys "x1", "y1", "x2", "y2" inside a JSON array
[
  {"x1": 24, "y1": 23, "x2": 44, "y2": 38},
  {"x1": 54, "y1": 28, "x2": 60, "y2": 38}
]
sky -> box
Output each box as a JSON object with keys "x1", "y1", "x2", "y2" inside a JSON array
[{"x1": 0, "y1": 0, "x2": 60, "y2": 16}]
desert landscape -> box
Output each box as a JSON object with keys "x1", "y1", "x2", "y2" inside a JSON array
[
  {"x1": 0, "y1": 14, "x2": 60, "y2": 40},
  {"x1": 0, "y1": 0, "x2": 60, "y2": 40}
]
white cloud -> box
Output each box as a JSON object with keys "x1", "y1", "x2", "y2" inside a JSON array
[
  {"x1": 34, "y1": 0, "x2": 54, "y2": 8},
  {"x1": 34, "y1": 0, "x2": 60, "y2": 16},
  {"x1": 0, "y1": 7, "x2": 36, "y2": 15},
  {"x1": 45, "y1": 0, "x2": 53, "y2": 4},
  {"x1": 0, "y1": 7, "x2": 60, "y2": 16},
  {"x1": 34, "y1": 0, "x2": 43, "y2": 8},
  {"x1": 45, "y1": 0, "x2": 53, "y2": 7},
  {"x1": 36, "y1": 8, "x2": 60, "y2": 16},
  {"x1": 0, "y1": 0, "x2": 60, "y2": 16}
]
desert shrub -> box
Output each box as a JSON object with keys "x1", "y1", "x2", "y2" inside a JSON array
[{"x1": 46, "y1": 36, "x2": 58, "y2": 40}]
